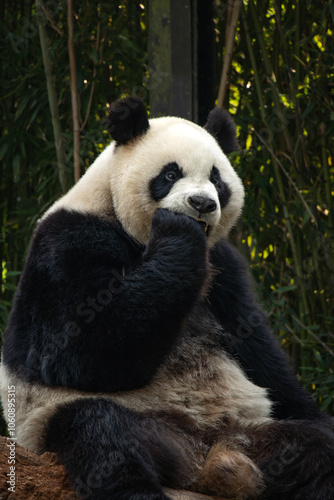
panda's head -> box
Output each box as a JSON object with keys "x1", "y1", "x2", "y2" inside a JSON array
[{"x1": 106, "y1": 97, "x2": 244, "y2": 248}]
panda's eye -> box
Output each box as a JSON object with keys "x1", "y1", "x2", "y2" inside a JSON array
[
  {"x1": 210, "y1": 166, "x2": 231, "y2": 208},
  {"x1": 166, "y1": 171, "x2": 177, "y2": 181},
  {"x1": 210, "y1": 166, "x2": 221, "y2": 187},
  {"x1": 150, "y1": 162, "x2": 183, "y2": 202}
]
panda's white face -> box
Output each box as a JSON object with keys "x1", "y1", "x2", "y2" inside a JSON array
[{"x1": 110, "y1": 117, "x2": 244, "y2": 247}]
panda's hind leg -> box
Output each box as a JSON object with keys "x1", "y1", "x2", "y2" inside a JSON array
[
  {"x1": 245, "y1": 419, "x2": 334, "y2": 500},
  {"x1": 44, "y1": 397, "x2": 193, "y2": 500}
]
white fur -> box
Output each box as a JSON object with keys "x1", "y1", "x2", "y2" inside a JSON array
[
  {"x1": 43, "y1": 116, "x2": 244, "y2": 247},
  {"x1": 0, "y1": 342, "x2": 272, "y2": 454}
]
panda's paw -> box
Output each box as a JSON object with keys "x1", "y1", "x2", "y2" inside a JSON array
[
  {"x1": 151, "y1": 208, "x2": 207, "y2": 244},
  {"x1": 196, "y1": 446, "x2": 263, "y2": 500}
]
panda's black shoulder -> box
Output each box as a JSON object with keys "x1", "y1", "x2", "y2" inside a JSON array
[
  {"x1": 30, "y1": 208, "x2": 143, "y2": 274},
  {"x1": 34, "y1": 208, "x2": 139, "y2": 252}
]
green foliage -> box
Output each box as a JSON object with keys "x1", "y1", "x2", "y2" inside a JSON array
[{"x1": 216, "y1": 0, "x2": 334, "y2": 414}]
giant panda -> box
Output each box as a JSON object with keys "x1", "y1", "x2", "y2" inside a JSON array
[{"x1": 1, "y1": 96, "x2": 334, "y2": 500}]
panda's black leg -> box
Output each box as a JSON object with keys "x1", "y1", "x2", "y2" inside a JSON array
[
  {"x1": 245, "y1": 419, "x2": 334, "y2": 500},
  {"x1": 44, "y1": 398, "x2": 190, "y2": 500}
]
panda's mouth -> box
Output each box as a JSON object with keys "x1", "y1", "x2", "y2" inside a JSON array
[{"x1": 194, "y1": 217, "x2": 210, "y2": 236}]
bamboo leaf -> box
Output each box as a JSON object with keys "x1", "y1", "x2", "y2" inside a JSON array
[
  {"x1": 15, "y1": 96, "x2": 30, "y2": 121},
  {"x1": 275, "y1": 285, "x2": 298, "y2": 293},
  {"x1": 320, "y1": 395, "x2": 334, "y2": 412},
  {"x1": 13, "y1": 153, "x2": 20, "y2": 181},
  {"x1": 301, "y1": 102, "x2": 317, "y2": 120}
]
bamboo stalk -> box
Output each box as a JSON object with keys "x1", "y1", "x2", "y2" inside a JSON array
[
  {"x1": 81, "y1": 80, "x2": 95, "y2": 131},
  {"x1": 248, "y1": 0, "x2": 292, "y2": 152},
  {"x1": 292, "y1": 315, "x2": 334, "y2": 357},
  {"x1": 240, "y1": 4, "x2": 266, "y2": 123},
  {"x1": 294, "y1": 0, "x2": 300, "y2": 84},
  {"x1": 274, "y1": 3, "x2": 309, "y2": 172},
  {"x1": 253, "y1": 129, "x2": 314, "y2": 222},
  {"x1": 80, "y1": 21, "x2": 100, "y2": 131},
  {"x1": 320, "y1": 134, "x2": 333, "y2": 230},
  {"x1": 68, "y1": 0, "x2": 81, "y2": 183},
  {"x1": 252, "y1": 127, "x2": 310, "y2": 318},
  {"x1": 36, "y1": 0, "x2": 68, "y2": 193},
  {"x1": 217, "y1": 0, "x2": 241, "y2": 108}
]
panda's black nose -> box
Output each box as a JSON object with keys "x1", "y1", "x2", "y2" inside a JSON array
[{"x1": 188, "y1": 195, "x2": 217, "y2": 213}]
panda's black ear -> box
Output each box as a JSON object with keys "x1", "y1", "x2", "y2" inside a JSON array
[
  {"x1": 204, "y1": 107, "x2": 238, "y2": 155},
  {"x1": 105, "y1": 96, "x2": 149, "y2": 144}
]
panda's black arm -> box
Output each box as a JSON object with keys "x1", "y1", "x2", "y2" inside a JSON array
[
  {"x1": 208, "y1": 238, "x2": 323, "y2": 420},
  {"x1": 3, "y1": 209, "x2": 207, "y2": 393}
]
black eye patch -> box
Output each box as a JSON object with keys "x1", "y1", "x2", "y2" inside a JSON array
[
  {"x1": 210, "y1": 166, "x2": 231, "y2": 208},
  {"x1": 149, "y1": 162, "x2": 183, "y2": 201}
]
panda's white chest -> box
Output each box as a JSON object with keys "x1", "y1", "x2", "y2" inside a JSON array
[
  {"x1": 0, "y1": 334, "x2": 272, "y2": 455},
  {"x1": 113, "y1": 335, "x2": 273, "y2": 429}
]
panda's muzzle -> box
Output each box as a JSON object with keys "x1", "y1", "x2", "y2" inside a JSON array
[{"x1": 188, "y1": 195, "x2": 216, "y2": 235}]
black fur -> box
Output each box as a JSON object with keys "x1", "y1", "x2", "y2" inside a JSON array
[
  {"x1": 106, "y1": 96, "x2": 149, "y2": 144},
  {"x1": 3, "y1": 208, "x2": 207, "y2": 392},
  {"x1": 149, "y1": 163, "x2": 183, "y2": 202},
  {"x1": 44, "y1": 398, "x2": 184, "y2": 500},
  {"x1": 210, "y1": 166, "x2": 231, "y2": 208},
  {"x1": 246, "y1": 420, "x2": 334, "y2": 500},
  {"x1": 204, "y1": 107, "x2": 238, "y2": 154}
]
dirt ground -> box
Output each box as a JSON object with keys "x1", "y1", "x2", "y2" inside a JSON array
[
  {"x1": 0, "y1": 435, "x2": 226, "y2": 500},
  {"x1": 0, "y1": 435, "x2": 74, "y2": 499}
]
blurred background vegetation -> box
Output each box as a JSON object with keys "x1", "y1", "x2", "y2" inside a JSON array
[{"x1": 0, "y1": 0, "x2": 333, "y2": 435}]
